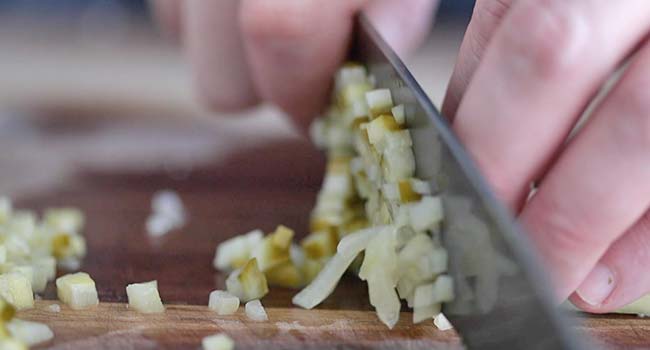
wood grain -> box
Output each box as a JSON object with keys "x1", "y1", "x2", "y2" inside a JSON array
[
  {"x1": 22, "y1": 301, "x2": 461, "y2": 350},
  {"x1": 3, "y1": 114, "x2": 650, "y2": 349}
]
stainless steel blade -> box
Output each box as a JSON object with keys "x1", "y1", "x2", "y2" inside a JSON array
[{"x1": 351, "y1": 14, "x2": 587, "y2": 350}]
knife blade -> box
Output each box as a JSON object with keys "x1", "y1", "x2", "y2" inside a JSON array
[{"x1": 350, "y1": 14, "x2": 587, "y2": 349}]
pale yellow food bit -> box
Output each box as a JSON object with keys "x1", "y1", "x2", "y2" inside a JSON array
[
  {"x1": 56, "y1": 272, "x2": 98, "y2": 310},
  {"x1": 208, "y1": 290, "x2": 239, "y2": 316},
  {"x1": 0, "y1": 273, "x2": 33, "y2": 310},
  {"x1": 265, "y1": 262, "x2": 303, "y2": 289},
  {"x1": 202, "y1": 333, "x2": 234, "y2": 350},
  {"x1": 126, "y1": 280, "x2": 165, "y2": 314}
]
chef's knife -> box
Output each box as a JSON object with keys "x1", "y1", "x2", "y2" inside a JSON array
[{"x1": 350, "y1": 14, "x2": 587, "y2": 350}]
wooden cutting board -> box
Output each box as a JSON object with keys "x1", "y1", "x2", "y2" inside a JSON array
[{"x1": 5, "y1": 116, "x2": 649, "y2": 350}]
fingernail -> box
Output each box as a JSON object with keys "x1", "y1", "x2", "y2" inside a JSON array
[{"x1": 576, "y1": 264, "x2": 615, "y2": 306}]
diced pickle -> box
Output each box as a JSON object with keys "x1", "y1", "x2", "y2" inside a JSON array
[
  {"x1": 126, "y1": 280, "x2": 165, "y2": 314},
  {"x1": 265, "y1": 262, "x2": 303, "y2": 289},
  {"x1": 0, "y1": 273, "x2": 33, "y2": 310},
  {"x1": 398, "y1": 180, "x2": 422, "y2": 203},
  {"x1": 56, "y1": 272, "x2": 98, "y2": 310},
  {"x1": 226, "y1": 258, "x2": 268, "y2": 302},
  {"x1": 270, "y1": 225, "x2": 294, "y2": 250},
  {"x1": 301, "y1": 231, "x2": 337, "y2": 260}
]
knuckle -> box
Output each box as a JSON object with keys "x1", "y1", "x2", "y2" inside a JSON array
[
  {"x1": 239, "y1": 1, "x2": 314, "y2": 43},
  {"x1": 525, "y1": 195, "x2": 610, "y2": 259},
  {"x1": 501, "y1": 0, "x2": 588, "y2": 78},
  {"x1": 475, "y1": 0, "x2": 511, "y2": 30},
  {"x1": 468, "y1": 0, "x2": 513, "y2": 62}
]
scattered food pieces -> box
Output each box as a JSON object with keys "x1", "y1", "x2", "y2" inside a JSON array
[
  {"x1": 126, "y1": 280, "x2": 165, "y2": 314},
  {"x1": 56, "y1": 272, "x2": 99, "y2": 310},
  {"x1": 202, "y1": 333, "x2": 234, "y2": 350},
  {"x1": 208, "y1": 290, "x2": 239, "y2": 316},
  {"x1": 245, "y1": 300, "x2": 268, "y2": 321},
  {"x1": 6, "y1": 319, "x2": 54, "y2": 346},
  {"x1": 212, "y1": 64, "x2": 455, "y2": 329},
  {"x1": 0, "y1": 198, "x2": 87, "y2": 311},
  {"x1": 146, "y1": 190, "x2": 186, "y2": 237}
]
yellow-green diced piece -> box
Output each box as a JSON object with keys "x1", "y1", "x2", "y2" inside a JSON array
[
  {"x1": 251, "y1": 237, "x2": 291, "y2": 272},
  {"x1": 339, "y1": 83, "x2": 372, "y2": 108},
  {"x1": 226, "y1": 258, "x2": 269, "y2": 302},
  {"x1": 265, "y1": 262, "x2": 303, "y2": 289},
  {"x1": 366, "y1": 115, "x2": 401, "y2": 148},
  {"x1": 126, "y1": 280, "x2": 165, "y2": 314},
  {"x1": 398, "y1": 180, "x2": 422, "y2": 203},
  {"x1": 0, "y1": 273, "x2": 33, "y2": 311},
  {"x1": 270, "y1": 225, "x2": 294, "y2": 250},
  {"x1": 301, "y1": 231, "x2": 337, "y2": 260},
  {"x1": 56, "y1": 272, "x2": 98, "y2": 310},
  {"x1": 0, "y1": 298, "x2": 15, "y2": 322}
]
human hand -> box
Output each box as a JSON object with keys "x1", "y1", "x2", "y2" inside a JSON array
[
  {"x1": 443, "y1": 0, "x2": 650, "y2": 312},
  {"x1": 151, "y1": 0, "x2": 437, "y2": 129}
]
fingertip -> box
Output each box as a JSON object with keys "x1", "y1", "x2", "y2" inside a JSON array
[
  {"x1": 240, "y1": 0, "x2": 357, "y2": 123},
  {"x1": 184, "y1": 0, "x2": 259, "y2": 114},
  {"x1": 363, "y1": 0, "x2": 437, "y2": 56}
]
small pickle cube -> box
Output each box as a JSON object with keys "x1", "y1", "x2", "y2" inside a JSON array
[
  {"x1": 202, "y1": 333, "x2": 234, "y2": 350},
  {"x1": 366, "y1": 115, "x2": 401, "y2": 147},
  {"x1": 6, "y1": 319, "x2": 53, "y2": 346},
  {"x1": 398, "y1": 180, "x2": 422, "y2": 203},
  {"x1": 301, "y1": 231, "x2": 337, "y2": 260},
  {"x1": 391, "y1": 104, "x2": 406, "y2": 125},
  {"x1": 250, "y1": 231, "x2": 292, "y2": 272},
  {"x1": 10, "y1": 266, "x2": 46, "y2": 294},
  {"x1": 225, "y1": 258, "x2": 268, "y2": 302},
  {"x1": 270, "y1": 225, "x2": 294, "y2": 250},
  {"x1": 265, "y1": 262, "x2": 303, "y2": 289},
  {"x1": 56, "y1": 272, "x2": 98, "y2": 310},
  {"x1": 126, "y1": 281, "x2": 165, "y2": 314},
  {"x1": 0, "y1": 273, "x2": 34, "y2": 310},
  {"x1": 245, "y1": 300, "x2": 268, "y2": 321},
  {"x1": 208, "y1": 290, "x2": 240, "y2": 316},
  {"x1": 213, "y1": 229, "x2": 263, "y2": 271},
  {"x1": 365, "y1": 89, "x2": 393, "y2": 118}
]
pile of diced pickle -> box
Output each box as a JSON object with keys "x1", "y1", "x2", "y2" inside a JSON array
[
  {"x1": 214, "y1": 63, "x2": 453, "y2": 329},
  {"x1": 0, "y1": 197, "x2": 87, "y2": 347}
]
